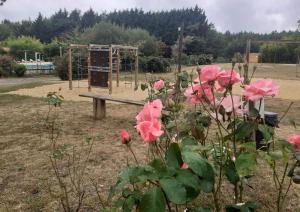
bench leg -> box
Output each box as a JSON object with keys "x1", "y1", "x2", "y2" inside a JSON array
[{"x1": 93, "y1": 98, "x2": 106, "y2": 119}]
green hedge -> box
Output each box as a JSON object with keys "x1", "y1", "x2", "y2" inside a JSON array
[
  {"x1": 13, "y1": 64, "x2": 27, "y2": 77},
  {"x1": 139, "y1": 56, "x2": 171, "y2": 73}
]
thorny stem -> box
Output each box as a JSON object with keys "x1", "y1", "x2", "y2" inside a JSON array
[
  {"x1": 127, "y1": 145, "x2": 139, "y2": 164},
  {"x1": 276, "y1": 162, "x2": 289, "y2": 212}
]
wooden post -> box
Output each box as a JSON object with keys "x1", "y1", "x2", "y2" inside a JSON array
[
  {"x1": 134, "y1": 49, "x2": 138, "y2": 88},
  {"x1": 93, "y1": 98, "x2": 106, "y2": 119},
  {"x1": 68, "y1": 48, "x2": 72, "y2": 90},
  {"x1": 109, "y1": 46, "x2": 113, "y2": 94},
  {"x1": 88, "y1": 49, "x2": 91, "y2": 92},
  {"x1": 117, "y1": 50, "x2": 120, "y2": 87},
  {"x1": 177, "y1": 23, "x2": 184, "y2": 73}
]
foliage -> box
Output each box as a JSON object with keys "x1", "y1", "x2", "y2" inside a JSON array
[
  {"x1": 53, "y1": 55, "x2": 68, "y2": 80},
  {"x1": 13, "y1": 64, "x2": 27, "y2": 77},
  {"x1": 5, "y1": 36, "x2": 44, "y2": 60},
  {"x1": 43, "y1": 39, "x2": 67, "y2": 60},
  {"x1": 260, "y1": 43, "x2": 299, "y2": 64},
  {"x1": 108, "y1": 64, "x2": 299, "y2": 212},
  {"x1": 139, "y1": 56, "x2": 170, "y2": 73},
  {"x1": 0, "y1": 55, "x2": 15, "y2": 76},
  {"x1": 77, "y1": 22, "x2": 161, "y2": 57}
]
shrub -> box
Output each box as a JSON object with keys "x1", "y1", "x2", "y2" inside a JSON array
[
  {"x1": 0, "y1": 66, "x2": 3, "y2": 78},
  {"x1": 197, "y1": 54, "x2": 213, "y2": 65},
  {"x1": 139, "y1": 56, "x2": 170, "y2": 73},
  {"x1": 13, "y1": 64, "x2": 27, "y2": 77},
  {"x1": 54, "y1": 55, "x2": 68, "y2": 80},
  {"x1": 5, "y1": 36, "x2": 44, "y2": 61},
  {"x1": 0, "y1": 55, "x2": 15, "y2": 76}
]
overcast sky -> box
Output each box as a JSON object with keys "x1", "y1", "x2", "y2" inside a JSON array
[{"x1": 0, "y1": 0, "x2": 299, "y2": 33}]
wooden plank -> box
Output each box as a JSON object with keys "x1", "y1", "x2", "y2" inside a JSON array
[
  {"x1": 93, "y1": 98, "x2": 106, "y2": 119},
  {"x1": 70, "y1": 44, "x2": 88, "y2": 48},
  {"x1": 79, "y1": 93, "x2": 144, "y2": 106}
]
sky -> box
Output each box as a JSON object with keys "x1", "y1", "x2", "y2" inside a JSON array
[{"x1": 0, "y1": 0, "x2": 299, "y2": 33}]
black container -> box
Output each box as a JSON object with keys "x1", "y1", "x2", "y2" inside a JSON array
[{"x1": 264, "y1": 111, "x2": 279, "y2": 127}]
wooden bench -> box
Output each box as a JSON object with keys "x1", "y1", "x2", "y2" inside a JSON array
[{"x1": 79, "y1": 93, "x2": 144, "y2": 119}]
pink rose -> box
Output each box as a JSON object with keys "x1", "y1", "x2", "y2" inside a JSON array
[
  {"x1": 136, "y1": 99, "x2": 163, "y2": 123},
  {"x1": 220, "y1": 95, "x2": 242, "y2": 113},
  {"x1": 154, "y1": 79, "x2": 165, "y2": 90},
  {"x1": 120, "y1": 129, "x2": 131, "y2": 144},
  {"x1": 217, "y1": 69, "x2": 242, "y2": 90},
  {"x1": 184, "y1": 84, "x2": 214, "y2": 104},
  {"x1": 288, "y1": 135, "x2": 300, "y2": 151},
  {"x1": 243, "y1": 79, "x2": 279, "y2": 102},
  {"x1": 181, "y1": 162, "x2": 189, "y2": 169},
  {"x1": 199, "y1": 65, "x2": 221, "y2": 84},
  {"x1": 136, "y1": 119, "x2": 164, "y2": 143}
]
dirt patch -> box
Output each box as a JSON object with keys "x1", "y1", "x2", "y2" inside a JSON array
[{"x1": 6, "y1": 80, "x2": 148, "y2": 102}]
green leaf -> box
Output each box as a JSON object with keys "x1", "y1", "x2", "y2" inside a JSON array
[
  {"x1": 235, "y1": 153, "x2": 257, "y2": 177},
  {"x1": 149, "y1": 159, "x2": 175, "y2": 178},
  {"x1": 224, "y1": 161, "x2": 240, "y2": 184},
  {"x1": 176, "y1": 169, "x2": 201, "y2": 200},
  {"x1": 181, "y1": 137, "x2": 198, "y2": 147},
  {"x1": 182, "y1": 151, "x2": 215, "y2": 192},
  {"x1": 159, "y1": 177, "x2": 187, "y2": 204},
  {"x1": 139, "y1": 188, "x2": 166, "y2": 212},
  {"x1": 258, "y1": 124, "x2": 273, "y2": 142},
  {"x1": 268, "y1": 150, "x2": 283, "y2": 161},
  {"x1": 239, "y1": 142, "x2": 256, "y2": 153},
  {"x1": 199, "y1": 179, "x2": 214, "y2": 193},
  {"x1": 182, "y1": 151, "x2": 215, "y2": 179},
  {"x1": 235, "y1": 122, "x2": 257, "y2": 141},
  {"x1": 166, "y1": 143, "x2": 183, "y2": 169}
]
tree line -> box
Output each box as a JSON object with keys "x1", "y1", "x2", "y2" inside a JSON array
[{"x1": 0, "y1": 6, "x2": 300, "y2": 63}]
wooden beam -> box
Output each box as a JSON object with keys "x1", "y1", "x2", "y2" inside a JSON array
[
  {"x1": 109, "y1": 46, "x2": 113, "y2": 94},
  {"x1": 70, "y1": 44, "x2": 88, "y2": 48},
  {"x1": 135, "y1": 49, "x2": 138, "y2": 88},
  {"x1": 68, "y1": 48, "x2": 72, "y2": 90},
  {"x1": 79, "y1": 93, "x2": 145, "y2": 106},
  {"x1": 117, "y1": 50, "x2": 120, "y2": 87}
]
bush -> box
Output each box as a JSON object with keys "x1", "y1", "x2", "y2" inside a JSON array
[
  {"x1": 0, "y1": 66, "x2": 3, "y2": 78},
  {"x1": 139, "y1": 56, "x2": 170, "y2": 73},
  {"x1": 180, "y1": 54, "x2": 213, "y2": 66},
  {"x1": 5, "y1": 36, "x2": 44, "y2": 61},
  {"x1": 54, "y1": 55, "x2": 68, "y2": 80},
  {"x1": 13, "y1": 64, "x2": 27, "y2": 77},
  {"x1": 0, "y1": 55, "x2": 15, "y2": 76}
]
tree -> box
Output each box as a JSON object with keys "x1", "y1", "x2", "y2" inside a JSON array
[
  {"x1": 31, "y1": 13, "x2": 52, "y2": 42},
  {"x1": 5, "y1": 36, "x2": 44, "y2": 60},
  {"x1": 80, "y1": 9, "x2": 97, "y2": 30}
]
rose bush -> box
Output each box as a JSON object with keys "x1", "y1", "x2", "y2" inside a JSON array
[{"x1": 110, "y1": 64, "x2": 300, "y2": 212}]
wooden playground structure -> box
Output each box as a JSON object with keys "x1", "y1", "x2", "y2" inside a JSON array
[{"x1": 68, "y1": 44, "x2": 139, "y2": 94}]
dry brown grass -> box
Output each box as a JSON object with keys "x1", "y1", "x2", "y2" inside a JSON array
[
  {"x1": 1, "y1": 63, "x2": 300, "y2": 211},
  {"x1": 0, "y1": 94, "x2": 300, "y2": 211}
]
